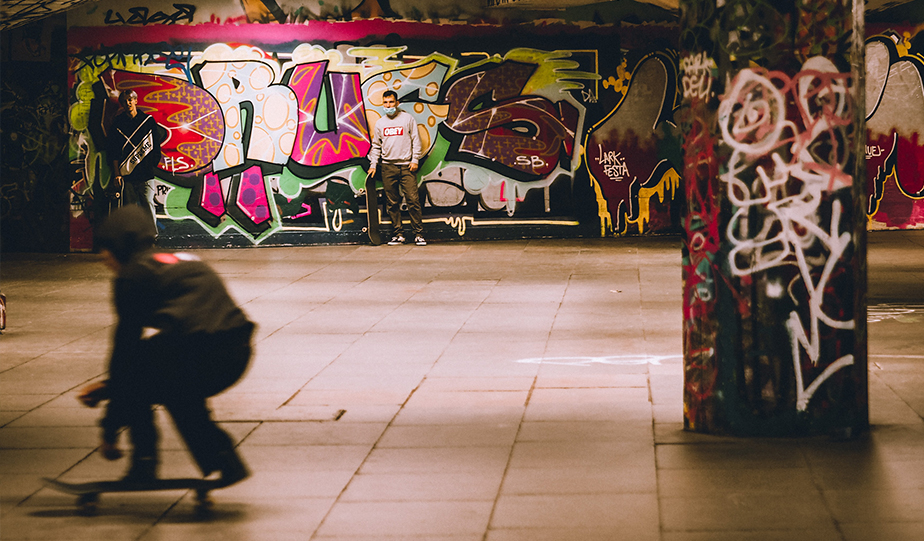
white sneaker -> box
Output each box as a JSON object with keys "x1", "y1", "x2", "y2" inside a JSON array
[
  {"x1": 415, "y1": 235, "x2": 427, "y2": 246},
  {"x1": 388, "y1": 234, "x2": 405, "y2": 245}
]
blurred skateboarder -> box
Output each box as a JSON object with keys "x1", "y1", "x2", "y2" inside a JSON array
[{"x1": 80, "y1": 206, "x2": 254, "y2": 485}]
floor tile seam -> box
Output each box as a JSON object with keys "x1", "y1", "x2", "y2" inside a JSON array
[
  {"x1": 869, "y1": 371, "x2": 924, "y2": 423},
  {"x1": 1, "y1": 378, "x2": 102, "y2": 429},
  {"x1": 498, "y1": 489, "x2": 658, "y2": 497},
  {"x1": 258, "y1": 272, "x2": 399, "y2": 341},
  {"x1": 307, "y1": 370, "x2": 431, "y2": 541},
  {"x1": 15, "y1": 447, "x2": 99, "y2": 511},
  {"x1": 799, "y1": 441, "x2": 849, "y2": 540},
  {"x1": 0, "y1": 335, "x2": 113, "y2": 377},
  {"x1": 144, "y1": 489, "x2": 191, "y2": 536},
  {"x1": 481, "y1": 370, "x2": 540, "y2": 541},
  {"x1": 337, "y1": 496, "x2": 497, "y2": 504},
  {"x1": 0, "y1": 410, "x2": 29, "y2": 429},
  {"x1": 650, "y1": 366, "x2": 671, "y2": 539},
  {"x1": 279, "y1": 296, "x2": 404, "y2": 405},
  {"x1": 658, "y1": 526, "x2": 843, "y2": 533}
]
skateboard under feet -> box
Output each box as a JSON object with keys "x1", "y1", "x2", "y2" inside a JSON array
[{"x1": 42, "y1": 477, "x2": 221, "y2": 516}]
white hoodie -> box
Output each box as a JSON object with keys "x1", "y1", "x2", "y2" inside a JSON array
[{"x1": 367, "y1": 109, "x2": 421, "y2": 167}]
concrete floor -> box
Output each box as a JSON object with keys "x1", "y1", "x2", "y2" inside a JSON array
[{"x1": 1, "y1": 232, "x2": 923, "y2": 541}]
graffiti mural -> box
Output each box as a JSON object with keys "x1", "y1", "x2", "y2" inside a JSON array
[
  {"x1": 66, "y1": 22, "x2": 684, "y2": 247},
  {"x1": 586, "y1": 51, "x2": 682, "y2": 235},
  {"x1": 1, "y1": 15, "x2": 71, "y2": 253},
  {"x1": 866, "y1": 27, "x2": 924, "y2": 230}
]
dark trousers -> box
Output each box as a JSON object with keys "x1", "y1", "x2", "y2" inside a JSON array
[
  {"x1": 381, "y1": 163, "x2": 423, "y2": 237},
  {"x1": 118, "y1": 331, "x2": 252, "y2": 475},
  {"x1": 126, "y1": 391, "x2": 234, "y2": 476}
]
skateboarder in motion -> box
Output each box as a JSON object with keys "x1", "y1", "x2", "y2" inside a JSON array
[{"x1": 80, "y1": 206, "x2": 254, "y2": 486}]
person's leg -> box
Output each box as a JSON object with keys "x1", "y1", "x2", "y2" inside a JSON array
[
  {"x1": 122, "y1": 401, "x2": 159, "y2": 481},
  {"x1": 399, "y1": 166, "x2": 424, "y2": 237},
  {"x1": 121, "y1": 180, "x2": 142, "y2": 207},
  {"x1": 162, "y1": 395, "x2": 237, "y2": 474},
  {"x1": 120, "y1": 338, "x2": 162, "y2": 481},
  {"x1": 381, "y1": 163, "x2": 404, "y2": 239},
  {"x1": 142, "y1": 179, "x2": 158, "y2": 230},
  {"x1": 161, "y1": 338, "x2": 250, "y2": 483}
]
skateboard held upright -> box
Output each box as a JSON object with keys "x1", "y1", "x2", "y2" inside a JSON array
[{"x1": 363, "y1": 171, "x2": 382, "y2": 245}]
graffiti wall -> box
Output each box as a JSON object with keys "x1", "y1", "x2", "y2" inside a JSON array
[
  {"x1": 866, "y1": 24, "x2": 924, "y2": 230},
  {"x1": 678, "y1": 0, "x2": 867, "y2": 435},
  {"x1": 0, "y1": 15, "x2": 71, "y2": 253},
  {"x1": 65, "y1": 20, "x2": 683, "y2": 249}
]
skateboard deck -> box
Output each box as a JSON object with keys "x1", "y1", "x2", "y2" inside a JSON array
[
  {"x1": 363, "y1": 171, "x2": 382, "y2": 245},
  {"x1": 43, "y1": 477, "x2": 221, "y2": 515}
]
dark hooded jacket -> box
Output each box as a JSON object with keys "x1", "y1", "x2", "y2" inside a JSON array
[{"x1": 95, "y1": 207, "x2": 254, "y2": 441}]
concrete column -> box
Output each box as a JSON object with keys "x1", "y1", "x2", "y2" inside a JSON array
[{"x1": 678, "y1": 0, "x2": 868, "y2": 435}]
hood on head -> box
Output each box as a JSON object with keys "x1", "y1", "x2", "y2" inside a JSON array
[{"x1": 95, "y1": 206, "x2": 156, "y2": 264}]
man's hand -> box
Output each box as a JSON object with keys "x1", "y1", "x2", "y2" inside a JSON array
[
  {"x1": 368, "y1": 167, "x2": 376, "y2": 179},
  {"x1": 409, "y1": 163, "x2": 418, "y2": 173},
  {"x1": 100, "y1": 440, "x2": 123, "y2": 461},
  {"x1": 78, "y1": 382, "x2": 108, "y2": 408}
]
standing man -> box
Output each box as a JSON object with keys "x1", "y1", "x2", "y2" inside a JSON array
[
  {"x1": 108, "y1": 89, "x2": 165, "y2": 227},
  {"x1": 368, "y1": 90, "x2": 426, "y2": 246}
]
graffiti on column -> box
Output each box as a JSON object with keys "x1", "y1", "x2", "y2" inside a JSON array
[
  {"x1": 718, "y1": 57, "x2": 856, "y2": 412},
  {"x1": 679, "y1": 50, "x2": 721, "y2": 431},
  {"x1": 865, "y1": 29, "x2": 924, "y2": 230}
]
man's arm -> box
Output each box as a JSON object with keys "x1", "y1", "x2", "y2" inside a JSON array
[
  {"x1": 108, "y1": 116, "x2": 125, "y2": 182},
  {"x1": 367, "y1": 122, "x2": 382, "y2": 177},
  {"x1": 149, "y1": 117, "x2": 165, "y2": 166},
  {"x1": 408, "y1": 114, "x2": 421, "y2": 172}
]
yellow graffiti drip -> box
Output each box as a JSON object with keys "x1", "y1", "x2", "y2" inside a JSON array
[
  {"x1": 627, "y1": 167, "x2": 681, "y2": 234},
  {"x1": 441, "y1": 215, "x2": 473, "y2": 236},
  {"x1": 586, "y1": 166, "x2": 613, "y2": 236}
]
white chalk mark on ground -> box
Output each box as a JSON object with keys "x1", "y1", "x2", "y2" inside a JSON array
[
  {"x1": 868, "y1": 304, "x2": 924, "y2": 323},
  {"x1": 515, "y1": 354, "x2": 682, "y2": 366}
]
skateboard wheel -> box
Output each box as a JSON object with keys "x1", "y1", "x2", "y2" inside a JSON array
[
  {"x1": 77, "y1": 493, "x2": 99, "y2": 516},
  {"x1": 194, "y1": 490, "x2": 213, "y2": 516}
]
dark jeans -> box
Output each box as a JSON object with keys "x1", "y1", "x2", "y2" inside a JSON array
[
  {"x1": 117, "y1": 330, "x2": 252, "y2": 475},
  {"x1": 381, "y1": 163, "x2": 423, "y2": 237}
]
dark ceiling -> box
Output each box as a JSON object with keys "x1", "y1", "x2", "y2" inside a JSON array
[{"x1": 1, "y1": 0, "x2": 921, "y2": 33}]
